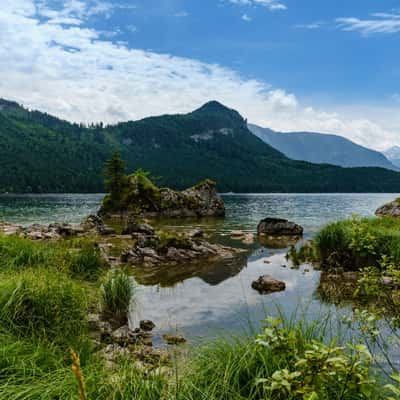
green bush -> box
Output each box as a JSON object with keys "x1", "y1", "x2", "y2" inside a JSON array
[{"x1": 0, "y1": 269, "x2": 88, "y2": 341}]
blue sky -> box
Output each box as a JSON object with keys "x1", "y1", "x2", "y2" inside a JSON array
[{"x1": 1, "y1": 0, "x2": 400, "y2": 150}]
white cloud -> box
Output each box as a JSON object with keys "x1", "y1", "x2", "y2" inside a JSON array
[
  {"x1": 337, "y1": 12, "x2": 400, "y2": 35},
  {"x1": 36, "y1": 0, "x2": 135, "y2": 25},
  {"x1": 242, "y1": 14, "x2": 252, "y2": 22},
  {"x1": 294, "y1": 21, "x2": 324, "y2": 30},
  {"x1": 226, "y1": 0, "x2": 287, "y2": 12},
  {"x1": 1, "y1": 0, "x2": 400, "y2": 151}
]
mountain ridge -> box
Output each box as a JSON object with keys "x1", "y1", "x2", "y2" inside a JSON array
[
  {"x1": 2, "y1": 99, "x2": 400, "y2": 193},
  {"x1": 248, "y1": 123, "x2": 398, "y2": 171}
]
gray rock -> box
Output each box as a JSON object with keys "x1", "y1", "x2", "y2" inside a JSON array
[
  {"x1": 376, "y1": 200, "x2": 400, "y2": 217},
  {"x1": 137, "y1": 223, "x2": 155, "y2": 236},
  {"x1": 251, "y1": 275, "x2": 286, "y2": 294},
  {"x1": 257, "y1": 218, "x2": 303, "y2": 236},
  {"x1": 188, "y1": 229, "x2": 204, "y2": 238},
  {"x1": 140, "y1": 320, "x2": 156, "y2": 331},
  {"x1": 139, "y1": 247, "x2": 160, "y2": 259},
  {"x1": 111, "y1": 325, "x2": 135, "y2": 345}
]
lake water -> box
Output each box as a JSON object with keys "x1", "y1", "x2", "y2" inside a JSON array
[{"x1": 1, "y1": 193, "x2": 398, "y2": 343}]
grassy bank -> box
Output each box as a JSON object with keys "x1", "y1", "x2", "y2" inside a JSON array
[
  {"x1": 1, "y1": 233, "x2": 400, "y2": 399},
  {"x1": 312, "y1": 216, "x2": 400, "y2": 270}
]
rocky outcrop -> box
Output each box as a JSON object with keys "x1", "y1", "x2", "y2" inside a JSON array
[
  {"x1": 251, "y1": 275, "x2": 286, "y2": 294},
  {"x1": 375, "y1": 199, "x2": 400, "y2": 217},
  {"x1": 257, "y1": 218, "x2": 303, "y2": 236},
  {"x1": 99, "y1": 174, "x2": 225, "y2": 218}
]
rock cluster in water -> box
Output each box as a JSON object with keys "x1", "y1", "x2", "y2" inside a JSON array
[
  {"x1": 257, "y1": 217, "x2": 303, "y2": 236},
  {"x1": 121, "y1": 220, "x2": 243, "y2": 267}
]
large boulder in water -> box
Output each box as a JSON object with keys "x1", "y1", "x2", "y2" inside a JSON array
[
  {"x1": 99, "y1": 174, "x2": 225, "y2": 218},
  {"x1": 257, "y1": 218, "x2": 303, "y2": 236},
  {"x1": 251, "y1": 275, "x2": 286, "y2": 294},
  {"x1": 375, "y1": 199, "x2": 400, "y2": 217}
]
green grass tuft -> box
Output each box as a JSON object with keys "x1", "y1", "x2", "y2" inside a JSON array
[
  {"x1": 0, "y1": 269, "x2": 88, "y2": 342},
  {"x1": 101, "y1": 271, "x2": 134, "y2": 325}
]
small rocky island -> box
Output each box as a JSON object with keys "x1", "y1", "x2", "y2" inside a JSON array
[{"x1": 99, "y1": 167, "x2": 225, "y2": 218}]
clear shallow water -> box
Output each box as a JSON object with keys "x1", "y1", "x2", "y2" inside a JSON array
[{"x1": 1, "y1": 193, "x2": 399, "y2": 342}]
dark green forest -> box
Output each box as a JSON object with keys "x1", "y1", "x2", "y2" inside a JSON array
[{"x1": 2, "y1": 98, "x2": 400, "y2": 193}]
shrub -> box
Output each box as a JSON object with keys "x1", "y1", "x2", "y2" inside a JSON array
[
  {"x1": 157, "y1": 231, "x2": 192, "y2": 252},
  {"x1": 101, "y1": 271, "x2": 134, "y2": 325},
  {"x1": 0, "y1": 269, "x2": 88, "y2": 341},
  {"x1": 313, "y1": 217, "x2": 400, "y2": 270}
]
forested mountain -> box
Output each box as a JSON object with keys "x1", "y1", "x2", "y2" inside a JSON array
[
  {"x1": 2, "y1": 98, "x2": 400, "y2": 193},
  {"x1": 249, "y1": 124, "x2": 397, "y2": 170}
]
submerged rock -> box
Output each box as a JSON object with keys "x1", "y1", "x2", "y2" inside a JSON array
[
  {"x1": 257, "y1": 218, "x2": 303, "y2": 236},
  {"x1": 251, "y1": 275, "x2": 286, "y2": 294},
  {"x1": 375, "y1": 199, "x2": 400, "y2": 217},
  {"x1": 162, "y1": 334, "x2": 186, "y2": 345},
  {"x1": 231, "y1": 230, "x2": 245, "y2": 237}
]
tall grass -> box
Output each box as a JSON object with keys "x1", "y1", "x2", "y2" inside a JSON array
[
  {"x1": 0, "y1": 329, "x2": 166, "y2": 400},
  {"x1": 0, "y1": 269, "x2": 88, "y2": 342},
  {"x1": 101, "y1": 271, "x2": 134, "y2": 325},
  {"x1": 0, "y1": 307, "x2": 395, "y2": 400},
  {"x1": 0, "y1": 234, "x2": 104, "y2": 280}
]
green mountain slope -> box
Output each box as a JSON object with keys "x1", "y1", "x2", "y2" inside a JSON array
[{"x1": 2, "y1": 98, "x2": 400, "y2": 193}]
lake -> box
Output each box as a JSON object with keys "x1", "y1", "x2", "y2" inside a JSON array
[{"x1": 1, "y1": 193, "x2": 398, "y2": 342}]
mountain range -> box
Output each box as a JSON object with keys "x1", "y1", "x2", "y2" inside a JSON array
[
  {"x1": 249, "y1": 124, "x2": 397, "y2": 171},
  {"x1": 2, "y1": 98, "x2": 400, "y2": 193}
]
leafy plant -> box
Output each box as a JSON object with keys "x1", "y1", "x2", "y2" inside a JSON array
[{"x1": 256, "y1": 318, "x2": 376, "y2": 399}]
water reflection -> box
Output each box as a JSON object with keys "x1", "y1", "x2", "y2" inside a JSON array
[{"x1": 131, "y1": 252, "x2": 249, "y2": 287}]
